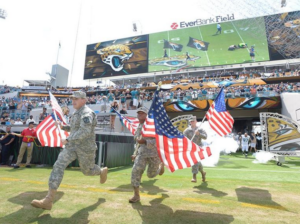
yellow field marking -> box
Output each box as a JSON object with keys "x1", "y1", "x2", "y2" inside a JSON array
[
  {"x1": 182, "y1": 197, "x2": 220, "y2": 204},
  {"x1": 140, "y1": 194, "x2": 163, "y2": 199},
  {"x1": 241, "y1": 203, "x2": 287, "y2": 210},
  {"x1": 0, "y1": 177, "x2": 20, "y2": 181},
  {"x1": 26, "y1": 180, "x2": 45, "y2": 185},
  {"x1": 88, "y1": 187, "x2": 117, "y2": 194},
  {"x1": 60, "y1": 184, "x2": 77, "y2": 189}
]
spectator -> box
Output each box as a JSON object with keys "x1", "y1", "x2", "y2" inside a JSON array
[
  {"x1": 12, "y1": 122, "x2": 37, "y2": 168},
  {"x1": 110, "y1": 101, "x2": 119, "y2": 130},
  {"x1": 119, "y1": 91, "x2": 126, "y2": 107},
  {"x1": 125, "y1": 89, "x2": 131, "y2": 110},
  {"x1": 131, "y1": 88, "x2": 139, "y2": 110},
  {"x1": 14, "y1": 118, "x2": 24, "y2": 125},
  {"x1": 249, "y1": 132, "x2": 257, "y2": 154},
  {"x1": 62, "y1": 107, "x2": 70, "y2": 124},
  {"x1": 26, "y1": 115, "x2": 36, "y2": 125},
  {"x1": 21, "y1": 100, "x2": 28, "y2": 111},
  {"x1": 119, "y1": 106, "x2": 128, "y2": 132},
  {"x1": 1, "y1": 112, "x2": 10, "y2": 125},
  {"x1": 107, "y1": 90, "x2": 115, "y2": 105},
  {"x1": 0, "y1": 126, "x2": 15, "y2": 165},
  {"x1": 39, "y1": 107, "x2": 48, "y2": 123}
]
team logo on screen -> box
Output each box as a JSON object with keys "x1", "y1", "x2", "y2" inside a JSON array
[
  {"x1": 96, "y1": 44, "x2": 133, "y2": 72},
  {"x1": 164, "y1": 39, "x2": 183, "y2": 51},
  {"x1": 187, "y1": 37, "x2": 210, "y2": 51}
]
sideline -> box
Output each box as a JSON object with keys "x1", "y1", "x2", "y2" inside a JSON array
[{"x1": 205, "y1": 167, "x2": 300, "y2": 174}]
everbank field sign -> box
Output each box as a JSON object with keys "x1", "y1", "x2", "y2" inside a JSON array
[{"x1": 171, "y1": 14, "x2": 235, "y2": 29}]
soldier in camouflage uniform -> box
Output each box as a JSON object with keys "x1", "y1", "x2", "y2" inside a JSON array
[
  {"x1": 183, "y1": 116, "x2": 207, "y2": 183},
  {"x1": 129, "y1": 107, "x2": 164, "y2": 203},
  {"x1": 31, "y1": 91, "x2": 108, "y2": 210}
]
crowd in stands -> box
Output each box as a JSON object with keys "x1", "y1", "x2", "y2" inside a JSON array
[
  {"x1": 0, "y1": 85, "x2": 20, "y2": 94},
  {"x1": 1, "y1": 66, "x2": 300, "y2": 126}
]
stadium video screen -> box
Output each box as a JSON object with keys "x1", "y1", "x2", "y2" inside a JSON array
[
  {"x1": 148, "y1": 17, "x2": 270, "y2": 72},
  {"x1": 83, "y1": 35, "x2": 149, "y2": 79}
]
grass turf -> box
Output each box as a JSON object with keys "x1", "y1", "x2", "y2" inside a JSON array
[
  {"x1": 0, "y1": 152, "x2": 300, "y2": 224},
  {"x1": 149, "y1": 17, "x2": 270, "y2": 72}
]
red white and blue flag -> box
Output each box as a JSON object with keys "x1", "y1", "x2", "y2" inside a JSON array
[
  {"x1": 36, "y1": 92, "x2": 69, "y2": 147},
  {"x1": 206, "y1": 87, "x2": 234, "y2": 136},
  {"x1": 49, "y1": 91, "x2": 67, "y2": 124},
  {"x1": 141, "y1": 91, "x2": 212, "y2": 172},
  {"x1": 112, "y1": 108, "x2": 139, "y2": 135},
  {"x1": 36, "y1": 114, "x2": 69, "y2": 147}
]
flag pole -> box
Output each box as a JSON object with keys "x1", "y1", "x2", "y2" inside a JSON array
[{"x1": 190, "y1": 87, "x2": 224, "y2": 141}]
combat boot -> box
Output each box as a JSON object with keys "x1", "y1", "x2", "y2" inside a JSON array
[
  {"x1": 158, "y1": 162, "x2": 165, "y2": 176},
  {"x1": 100, "y1": 167, "x2": 108, "y2": 184},
  {"x1": 31, "y1": 188, "x2": 57, "y2": 210}
]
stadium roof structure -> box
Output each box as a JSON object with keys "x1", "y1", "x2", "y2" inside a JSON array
[{"x1": 24, "y1": 80, "x2": 51, "y2": 86}]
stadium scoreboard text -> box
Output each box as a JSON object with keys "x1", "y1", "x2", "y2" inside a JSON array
[{"x1": 179, "y1": 14, "x2": 236, "y2": 28}]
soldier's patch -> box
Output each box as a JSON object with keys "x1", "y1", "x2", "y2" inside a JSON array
[{"x1": 83, "y1": 116, "x2": 91, "y2": 124}]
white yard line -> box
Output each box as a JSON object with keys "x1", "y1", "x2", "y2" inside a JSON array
[
  {"x1": 205, "y1": 167, "x2": 300, "y2": 174},
  {"x1": 197, "y1": 27, "x2": 211, "y2": 66},
  {"x1": 231, "y1": 22, "x2": 250, "y2": 53}
]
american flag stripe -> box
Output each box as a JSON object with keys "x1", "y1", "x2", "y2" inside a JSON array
[
  {"x1": 177, "y1": 139, "x2": 187, "y2": 169},
  {"x1": 167, "y1": 137, "x2": 178, "y2": 171},
  {"x1": 49, "y1": 92, "x2": 67, "y2": 124},
  {"x1": 206, "y1": 88, "x2": 234, "y2": 137},
  {"x1": 156, "y1": 135, "x2": 171, "y2": 170},
  {"x1": 172, "y1": 138, "x2": 183, "y2": 170},
  {"x1": 141, "y1": 118, "x2": 155, "y2": 137},
  {"x1": 36, "y1": 115, "x2": 69, "y2": 147},
  {"x1": 154, "y1": 129, "x2": 210, "y2": 172},
  {"x1": 207, "y1": 110, "x2": 231, "y2": 136},
  {"x1": 124, "y1": 119, "x2": 139, "y2": 135}
]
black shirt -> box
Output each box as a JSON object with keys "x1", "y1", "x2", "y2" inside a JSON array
[
  {"x1": 0, "y1": 131, "x2": 15, "y2": 145},
  {"x1": 120, "y1": 109, "x2": 127, "y2": 115},
  {"x1": 1, "y1": 116, "x2": 9, "y2": 125}
]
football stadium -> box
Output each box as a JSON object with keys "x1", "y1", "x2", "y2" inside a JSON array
[{"x1": 1, "y1": 1, "x2": 300, "y2": 223}]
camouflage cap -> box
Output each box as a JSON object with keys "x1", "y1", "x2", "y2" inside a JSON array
[
  {"x1": 136, "y1": 106, "x2": 148, "y2": 114},
  {"x1": 189, "y1": 116, "x2": 197, "y2": 122},
  {"x1": 69, "y1": 91, "x2": 86, "y2": 99}
]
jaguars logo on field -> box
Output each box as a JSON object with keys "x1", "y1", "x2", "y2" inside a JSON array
[{"x1": 97, "y1": 44, "x2": 133, "y2": 72}]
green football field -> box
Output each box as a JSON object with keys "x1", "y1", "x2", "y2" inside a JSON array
[
  {"x1": 1, "y1": 153, "x2": 300, "y2": 224},
  {"x1": 149, "y1": 17, "x2": 270, "y2": 72}
]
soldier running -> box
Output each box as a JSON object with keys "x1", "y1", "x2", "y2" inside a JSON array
[
  {"x1": 183, "y1": 116, "x2": 207, "y2": 182},
  {"x1": 129, "y1": 107, "x2": 164, "y2": 203},
  {"x1": 31, "y1": 91, "x2": 108, "y2": 210}
]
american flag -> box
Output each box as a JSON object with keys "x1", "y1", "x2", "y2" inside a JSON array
[
  {"x1": 206, "y1": 87, "x2": 234, "y2": 136},
  {"x1": 49, "y1": 91, "x2": 67, "y2": 124},
  {"x1": 36, "y1": 114, "x2": 69, "y2": 147},
  {"x1": 141, "y1": 91, "x2": 211, "y2": 172},
  {"x1": 121, "y1": 116, "x2": 139, "y2": 135},
  {"x1": 112, "y1": 108, "x2": 139, "y2": 135},
  {"x1": 36, "y1": 92, "x2": 69, "y2": 147}
]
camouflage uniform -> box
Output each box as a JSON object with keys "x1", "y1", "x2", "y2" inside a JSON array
[
  {"x1": 131, "y1": 123, "x2": 161, "y2": 187},
  {"x1": 49, "y1": 105, "x2": 101, "y2": 190},
  {"x1": 183, "y1": 127, "x2": 207, "y2": 174}
]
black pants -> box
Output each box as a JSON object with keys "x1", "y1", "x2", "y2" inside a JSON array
[{"x1": 1, "y1": 144, "x2": 11, "y2": 164}]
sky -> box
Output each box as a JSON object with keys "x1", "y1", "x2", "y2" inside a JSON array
[{"x1": 0, "y1": 0, "x2": 299, "y2": 87}]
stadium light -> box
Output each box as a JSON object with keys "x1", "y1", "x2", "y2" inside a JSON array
[{"x1": 0, "y1": 8, "x2": 7, "y2": 19}]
